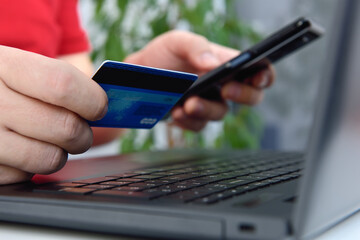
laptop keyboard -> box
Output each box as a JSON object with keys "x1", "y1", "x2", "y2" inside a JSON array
[{"x1": 35, "y1": 151, "x2": 303, "y2": 204}]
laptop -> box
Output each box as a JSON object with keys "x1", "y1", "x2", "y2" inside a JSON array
[{"x1": 0, "y1": 0, "x2": 359, "y2": 239}]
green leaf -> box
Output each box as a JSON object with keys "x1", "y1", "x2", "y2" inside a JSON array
[
  {"x1": 150, "y1": 14, "x2": 171, "y2": 36},
  {"x1": 116, "y1": 0, "x2": 129, "y2": 12},
  {"x1": 120, "y1": 130, "x2": 137, "y2": 153},
  {"x1": 104, "y1": 28, "x2": 125, "y2": 61},
  {"x1": 140, "y1": 131, "x2": 154, "y2": 151},
  {"x1": 94, "y1": 0, "x2": 105, "y2": 17}
]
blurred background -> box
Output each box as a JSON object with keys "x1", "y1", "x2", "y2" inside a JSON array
[{"x1": 74, "y1": 0, "x2": 338, "y2": 158}]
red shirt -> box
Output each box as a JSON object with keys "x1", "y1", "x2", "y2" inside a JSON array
[{"x1": 0, "y1": 0, "x2": 90, "y2": 58}]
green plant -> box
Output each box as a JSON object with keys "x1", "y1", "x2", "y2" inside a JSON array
[{"x1": 89, "y1": 0, "x2": 264, "y2": 153}]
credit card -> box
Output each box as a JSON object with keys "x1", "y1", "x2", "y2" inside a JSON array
[{"x1": 88, "y1": 61, "x2": 198, "y2": 128}]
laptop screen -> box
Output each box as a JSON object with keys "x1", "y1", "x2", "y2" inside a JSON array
[{"x1": 294, "y1": 0, "x2": 360, "y2": 237}]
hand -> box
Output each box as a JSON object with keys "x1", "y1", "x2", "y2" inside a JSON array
[
  {"x1": 125, "y1": 30, "x2": 275, "y2": 131},
  {"x1": 0, "y1": 46, "x2": 108, "y2": 184}
]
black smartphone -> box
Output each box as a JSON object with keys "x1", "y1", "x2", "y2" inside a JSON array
[{"x1": 177, "y1": 17, "x2": 324, "y2": 104}]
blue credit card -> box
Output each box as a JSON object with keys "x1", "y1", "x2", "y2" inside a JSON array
[{"x1": 88, "y1": 61, "x2": 198, "y2": 129}]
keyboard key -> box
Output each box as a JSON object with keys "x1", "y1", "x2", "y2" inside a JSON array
[
  {"x1": 132, "y1": 175, "x2": 163, "y2": 180},
  {"x1": 113, "y1": 186, "x2": 145, "y2": 191},
  {"x1": 106, "y1": 173, "x2": 142, "y2": 178},
  {"x1": 159, "y1": 192, "x2": 195, "y2": 203},
  {"x1": 59, "y1": 188, "x2": 95, "y2": 194},
  {"x1": 72, "y1": 177, "x2": 117, "y2": 184},
  {"x1": 54, "y1": 182, "x2": 86, "y2": 188},
  {"x1": 39, "y1": 151, "x2": 304, "y2": 205},
  {"x1": 92, "y1": 190, "x2": 161, "y2": 199},
  {"x1": 116, "y1": 178, "x2": 146, "y2": 183},
  {"x1": 221, "y1": 188, "x2": 246, "y2": 197},
  {"x1": 99, "y1": 181, "x2": 131, "y2": 186},
  {"x1": 128, "y1": 182, "x2": 157, "y2": 188},
  {"x1": 141, "y1": 188, "x2": 168, "y2": 197},
  {"x1": 187, "y1": 186, "x2": 223, "y2": 195},
  {"x1": 81, "y1": 184, "x2": 114, "y2": 190},
  {"x1": 145, "y1": 179, "x2": 177, "y2": 185},
  {"x1": 234, "y1": 184, "x2": 259, "y2": 193},
  {"x1": 192, "y1": 195, "x2": 220, "y2": 204}
]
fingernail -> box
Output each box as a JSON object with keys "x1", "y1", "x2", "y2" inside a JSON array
[
  {"x1": 258, "y1": 72, "x2": 270, "y2": 88},
  {"x1": 98, "y1": 104, "x2": 108, "y2": 120},
  {"x1": 199, "y1": 52, "x2": 220, "y2": 66}
]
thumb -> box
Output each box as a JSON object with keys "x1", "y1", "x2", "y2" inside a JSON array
[{"x1": 164, "y1": 30, "x2": 221, "y2": 71}]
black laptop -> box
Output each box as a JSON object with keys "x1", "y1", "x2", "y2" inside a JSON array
[{"x1": 1, "y1": 0, "x2": 359, "y2": 239}]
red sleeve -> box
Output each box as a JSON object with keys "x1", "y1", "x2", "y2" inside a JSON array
[{"x1": 57, "y1": 0, "x2": 90, "y2": 56}]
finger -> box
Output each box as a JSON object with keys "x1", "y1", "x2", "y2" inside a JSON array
[
  {"x1": 249, "y1": 65, "x2": 276, "y2": 89},
  {"x1": 0, "y1": 127, "x2": 67, "y2": 174},
  {"x1": 209, "y1": 42, "x2": 240, "y2": 63},
  {"x1": 0, "y1": 164, "x2": 33, "y2": 185},
  {"x1": 221, "y1": 81, "x2": 264, "y2": 105},
  {"x1": 0, "y1": 46, "x2": 108, "y2": 121},
  {"x1": 163, "y1": 30, "x2": 221, "y2": 71},
  {"x1": 171, "y1": 107, "x2": 207, "y2": 132},
  {"x1": 182, "y1": 96, "x2": 228, "y2": 121},
  {"x1": 0, "y1": 80, "x2": 93, "y2": 154},
  {"x1": 209, "y1": 43, "x2": 276, "y2": 89}
]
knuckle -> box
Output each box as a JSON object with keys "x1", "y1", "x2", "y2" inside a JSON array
[
  {"x1": 166, "y1": 29, "x2": 186, "y2": 38},
  {"x1": 22, "y1": 142, "x2": 67, "y2": 174},
  {"x1": 47, "y1": 64, "x2": 74, "y2": 102},
  {"x1": 195, "y1": 34, "x2": 209, "y2": 44},
  {"x1": 61, "y1": 111, "x2": 83, "y2": 144},
  {"x1": 163, "y1": 30, "x2": 187, "y2": 45},
  {"x1": 42, "y1": 146, "x2": 67, "y2": 174},
  {"x1": 167, "y1": 30, "x2": 207, "y2": 44}
]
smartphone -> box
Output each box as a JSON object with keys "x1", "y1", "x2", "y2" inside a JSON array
[{"x1": 177, "y1": 17, "x2": 324, "y2": 104}]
